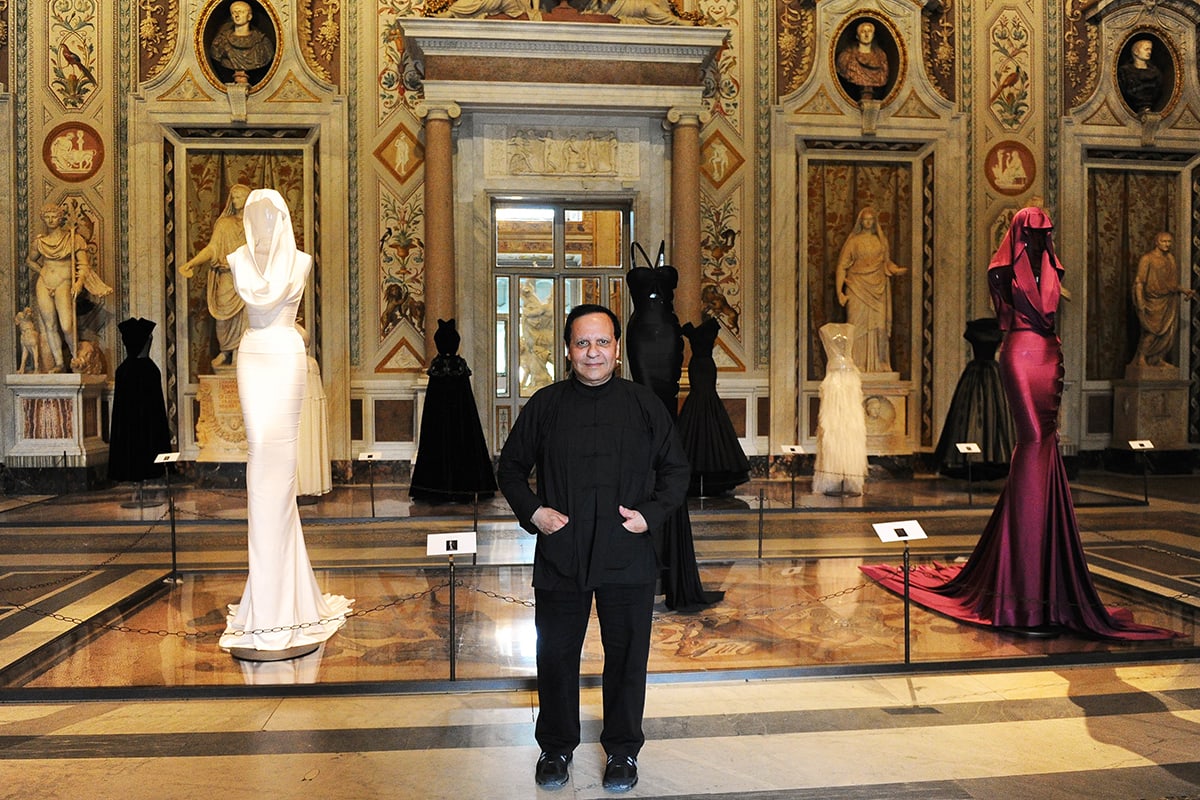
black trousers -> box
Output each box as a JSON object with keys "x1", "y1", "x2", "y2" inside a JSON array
[{"x1": 533, "y1": 582, "x2": 656, "y2": 758}]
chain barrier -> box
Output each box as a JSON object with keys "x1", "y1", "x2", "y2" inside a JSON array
[
  {"x1": 2, "y1": 579, "x2": 455, "y2": 642},
  {"x1": 4, "y1": 492, "x2": 1194, "y2": 643}
]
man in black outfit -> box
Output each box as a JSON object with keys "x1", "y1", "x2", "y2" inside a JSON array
[{"x1": 498, "y1": 304, "x2": 690, "y2": 793}]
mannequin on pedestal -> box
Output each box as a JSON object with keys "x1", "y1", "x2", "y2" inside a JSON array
[
  {"x1": 933, "y1": 318, "x2": 1014, "y2": 479},
  {"x1": 812, "y1": 322, "x2": 868, "y2": 495},
  {"x1": 108, "y1": 318, "x2": 171, "y2": 484},
  {"x1": 676, "y1": 318, "x2": 749, "y2": 496},
  {"x1": 410, "y1": 318, "x2": 497, "y2": 503},
  {"x1": 218, "y1": 188, "x2": 352, "y2": 656}
]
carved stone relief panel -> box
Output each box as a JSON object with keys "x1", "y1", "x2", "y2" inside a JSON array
[{"x1": 483, "y1": 124, "x2": 640, "y2": 179}]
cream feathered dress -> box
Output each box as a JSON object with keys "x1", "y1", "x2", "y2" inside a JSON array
[{"x1": 812, "y1": 323, "x2": 869, "y2": 495}]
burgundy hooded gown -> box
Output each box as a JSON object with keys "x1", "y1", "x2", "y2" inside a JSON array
[{"x1": 861, "y1": 207, "x2": 1176, "y2": 640}]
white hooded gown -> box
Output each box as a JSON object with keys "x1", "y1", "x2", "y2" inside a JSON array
[{"x1": 218, "y1": 189, "x2": 352, "y2": 652}]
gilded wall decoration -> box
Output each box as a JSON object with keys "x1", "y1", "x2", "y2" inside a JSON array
[
  {"x1": 49, "y1": 0, "x2": 100, "y2": 109},
  {"x1": 1063, "y1": 0, "x2": 1100, "y2": 111},
  {"x1": 137, "y1": 0, "x2": 179, "y2": 82},
  {"x1": 299, "y1": 0, "x2": 341, "y2": 86},
  {"x1": 379, "y1": 186, "x2": 426, "y2": 339},
  {"x1": 42, "y1": 121, "x2": 103, "y2": 182},
  {"x1": 375, "y1": 124, "x2": 424, "y2": 185},
  {"x1": 378, "y1": 0, "x2": 426, "y2": 124},
  {"x1": 700, "y1": 0, "x2": 741, "y2": 133},
  {"x1": 1, "y1": 1, "x2": 12, "y2": 88},
  {"x1": 921, "y1": 0, "x2": 955, "y2": 101},
  {"x1": 701, "y1": 129, "x2": 743, "y2": 191},
  {"x1": 700, "y1": 193, "x2": 743, "y2": 340},
  {"x1": 984, "y1": 140, "x2": 1035, "y2": 197},
  {"x1": 775, "y1": 0, "x2": 815, "y2": 99},
  {"x1": 988, "y1": 9, "x2": 1031, "y2": 131}
]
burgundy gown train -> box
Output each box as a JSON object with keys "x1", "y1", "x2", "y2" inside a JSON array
[{"x1": 861, "y1": 207, "x2": 1177, "y2": 640}]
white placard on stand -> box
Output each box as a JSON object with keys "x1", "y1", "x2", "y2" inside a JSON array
[
  {"x1": 872, "y1": 519, "x2": 928, "y2": 543},
  {"x1": 427, "y1": 531, "x2": 478, "y2": 556}
]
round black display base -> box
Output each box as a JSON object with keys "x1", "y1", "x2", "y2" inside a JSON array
[
  {"x1": 228, "y1": 643, "x2": 320, "y2": 662},
  {"x1": 1003, "y1": 625, "x2": 1063, "y2": 639},
  {"x1": 121, "y1": 499, "x2": 165, "y2": 509}
]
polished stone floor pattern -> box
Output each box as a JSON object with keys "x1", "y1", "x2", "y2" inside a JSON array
[{"x1": 0, "y1": 471, "x2": 1198, "y2": 798}]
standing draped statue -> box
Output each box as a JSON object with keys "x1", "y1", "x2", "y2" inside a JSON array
[
  {"x1": 1131, "y1": 231, "x2": 1195, "y2": 369},
  {"x1": 834, "y1": 206, "x2": 908, "y2": 373},
  {"x1": 181, "y1": 184, "x2": 251, "y2": 369}
]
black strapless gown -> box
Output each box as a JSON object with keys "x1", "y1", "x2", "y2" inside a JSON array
[{"x1": 676, "y1": 319, "x2": 749, "y2": 495}]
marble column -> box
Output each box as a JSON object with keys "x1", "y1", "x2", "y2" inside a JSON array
[
  {"x1": 667, "y1": 107, "x2": 707, "y2": 328},
  {"x1": 417, "y1": 102, "x2": 461, "y2": 363}
]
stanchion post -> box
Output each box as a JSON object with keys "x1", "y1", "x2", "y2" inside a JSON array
[
  {"x1": 903, "y1": 543, "x2": 911, "y2": 665},
  {"x1": 757, "y1": 488, "x2": 765, "y2": 559},
  {"x1": 966, "y1": 458, "x2": 973, "y2": 506},
  {"x1": 155, "y1": 452, "x2": 181, "y2": 584},
  {"x1": 426, "y1": 531, "x2": 475, "y2": 683},
  {"x1": 956, "y1": 443, "x2": 981, "y2": 506},
  {"x1": 359, "y1": 451, "x2": 380, "y2": 518},
  {"x1": 870, "y1": 519, "x2": 927, "y2": 668},
  {"x1": 782, "y1": 445, "x2": 803, "y2": 510},
  {"x1": 1129, "y1": 440, "x2": 1154, "y2": 506},
  {"x1": 448, "y1": 553, "x2": 457, "y2": 682}
]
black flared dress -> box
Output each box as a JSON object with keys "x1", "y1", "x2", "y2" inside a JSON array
[
  {"x1": 410, "y1": 319, "x2": 497, "y2": 503},
  {"x1": 107, "y1": 318, "x2": 171, "y2": 483},
  {"x1": 676, "y1": 319, "x2": 749, "y2": 495},
  {"x1": 933, "y1": 317, "x2": 1015, "y2": 479},
  {"x1": 625, "y1": 259, "x2": 723, "y2": 611}
]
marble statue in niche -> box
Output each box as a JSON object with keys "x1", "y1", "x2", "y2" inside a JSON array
[
  {"x1": 834, "y1": 206, "x2": 908, "y2": 374},
  {"x1": 26, "y1": 202, "x2": 113, "y2": 373},
  {"x1": 1131, "y1": 231, "x2": 1194, "y2": 370},
  {"x1": 180, "y1": 183, "x2": 252, "y2": 370}
]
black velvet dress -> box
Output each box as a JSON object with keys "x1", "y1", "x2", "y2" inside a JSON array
[
  {"x1": 933, "y1": 317, "x2": 1015, "y2": 479},
  {"x1": 410, "y1": 319, "x2": 497, "y2": 503},
  {"x1": 624, "y1": 256, "x2": 723, "y2": 611},
  {"x1": 108, "y1": 318, "x2": 171, "y2": 483},
  {"x1": 677, "y1": 319, "x2": 750, "y2": 495}
]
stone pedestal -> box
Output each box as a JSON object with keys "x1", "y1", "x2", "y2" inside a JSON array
[
  {"x1": 6, "y1": 373, "x2": 109, "y2": 489},
  {"x1": 860, "y1": 374, "x2": 912, "y2": 455},
  {"x1": 1112, "y1": 372, "x2": 1188, "y2": 449},
  {"x1": 196, "y1": 373, "x2": 247, "y2": 462}
]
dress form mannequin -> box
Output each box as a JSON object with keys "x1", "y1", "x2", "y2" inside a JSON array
[
  {"x1": 108, "y1": 317, "x2": 172, "y2": 507},
  {"x1": 812, "y1": 322, "x2": 868, "y2": 495},
  {"x1": 218, "y1": 188, "x2": 352, "y2": 658},
  {"x1": 861, "y1": 208, "x2": 1177, "y2": 640},
  {"x1": 676, "y1": 318, "x2": 749, "y2": 495}
]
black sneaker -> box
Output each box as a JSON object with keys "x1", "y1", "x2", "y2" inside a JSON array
[
  {"x1": 602, "y1": 754, "x2": 638, "y2": 793},
  {"x1": 535, "y1": 752, "x2": 571, "y2": 788}
]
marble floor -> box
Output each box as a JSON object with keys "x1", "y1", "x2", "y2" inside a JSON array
[{"x1": 1, "y1": 470, "x2": 1199, "y2": 798}]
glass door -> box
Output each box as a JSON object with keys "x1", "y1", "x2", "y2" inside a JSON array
[{"x1": 492, "y1": 202, "x2": 629, "y2": 450}]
